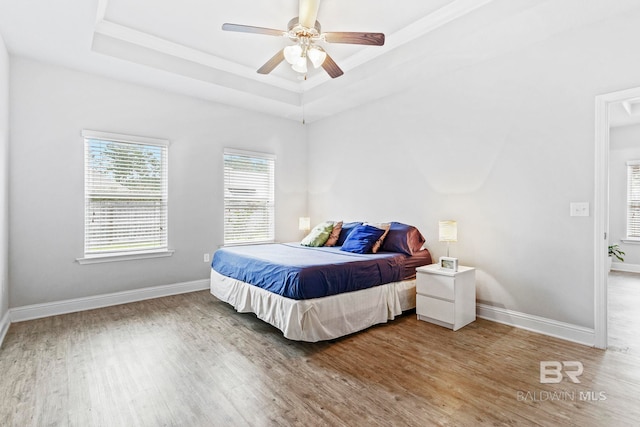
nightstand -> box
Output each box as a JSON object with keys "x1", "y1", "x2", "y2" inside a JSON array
[{"x1": 416, "y1": 264, "x2": 476, "y2": 331}]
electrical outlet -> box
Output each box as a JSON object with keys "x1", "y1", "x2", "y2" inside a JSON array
[{"x1": 203, "y1": 253, "x2": 210, "y2": 263}]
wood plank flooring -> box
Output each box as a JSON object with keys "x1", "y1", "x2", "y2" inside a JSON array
[
  {"x1": 608, "y1": 271, "x2": 640, "y2": 354},
  {"x1": 1, "y1": 290, "x2": 639, "y2": 426}
]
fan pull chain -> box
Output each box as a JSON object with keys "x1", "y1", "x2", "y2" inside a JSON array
[{"x1": 301, "y1": 87, "x2": 306, "y2": 124}]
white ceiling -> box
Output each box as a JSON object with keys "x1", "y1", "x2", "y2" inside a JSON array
[
  {"x1": 610, "y1": 100, "x2": 640, "y2": 129},
  {"x1": 1, "y1": 0, "x2": 640, "y2": 123}
]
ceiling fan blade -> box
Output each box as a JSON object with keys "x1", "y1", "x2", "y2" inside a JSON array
[
  {"x1": 257, "y1": 49, "x2": 286, "y2": 75},
  {"x1": 222, "y1": 23, "x2": 284, "y2": 37},
  {"x1": 321, "y1": 53, "x2": 343, "y2": 79},
  {"x1": 324, "y1": 32, "x2": 385, "y2": 46},
  {"x1": 299, "y1": 0, "x2": 321, "y2": 28}
]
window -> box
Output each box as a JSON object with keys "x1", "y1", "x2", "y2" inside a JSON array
[
  {"x1": 82, "y1": 130, "x2": 169, "y2": 260},
  {"x1": 627, "y1": 160, "x2": 640, "y2": 239},
  {"x1": 224, "y1": 149, "x2": 275, "y2": 245}
]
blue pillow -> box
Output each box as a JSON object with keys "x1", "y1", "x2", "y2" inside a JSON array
[
  {"x1": 381, "y1": 222, "x2": 426, "y2": 255},
  {"x1": 336, "y1": 222, "x2": 363, "y2": 246},
  {"x1": 340, "y1": 225, "x2": 386, "y2": 254}
]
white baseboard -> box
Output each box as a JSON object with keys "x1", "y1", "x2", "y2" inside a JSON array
[
  {"x1": 611, "y1": 262, "x2": 640, "y2": 273},
  {"x1": 476, "y1": 303, "x2": 595, "y2": 347},
  {"x1": 9, "y1": 279, "x2": 210, "y2": 323},
  {"x1": 0, "y1": 310, "x2": 10, "y2": 348},
  {"x1": 3, "y1": 280, "x2": 596, "y2": 349}
]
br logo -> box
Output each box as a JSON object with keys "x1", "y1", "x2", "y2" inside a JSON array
[{"x1": 539, "y1": 361, "x2": 584, "y2": 384}]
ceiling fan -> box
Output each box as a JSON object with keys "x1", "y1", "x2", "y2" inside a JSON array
[{"x1": 222, "y1": 0, "x2": 385, "y2": 79}]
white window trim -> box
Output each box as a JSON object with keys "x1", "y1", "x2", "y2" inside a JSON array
[
  {"x1": 81, "y1": 130, "x2": 169, "y2": 148},
  {"x1": 78, "y1": 129, "x2": 172, "y2": 264},
  {"x1": 76, "y1": 249, "x2": 175, "y2": 264},
  {"x1": 223, "y1": 147, "x2": 276, "y2": 161}
]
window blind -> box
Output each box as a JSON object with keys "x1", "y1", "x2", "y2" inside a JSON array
[
  {"x1": 83, "y1": 131, "x2": 168, "y2": 256},
  {"x1": 627, "y1": 160, "x2": 640, "y2": 238},
  {"x1": 224, "y1": 149, "x2": 275, "y2": 245}
]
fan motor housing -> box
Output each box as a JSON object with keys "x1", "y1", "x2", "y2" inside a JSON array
[{"x1": 287, "y1": 17, "x2": 321, "y2": 40}]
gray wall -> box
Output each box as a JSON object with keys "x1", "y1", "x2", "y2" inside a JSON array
[
  {"x1": 9, "y1": 57, "x2": 307, "y2": 307},
  {"x1": 307, "y1": 7, "x2": 640, "y2": 330},
  {"x1": 0, "y1": 34, "x2": 8, "y2": 322},
  {"x1": 610, "y1": 124, "x2": 640, "y2": 267},
  {"x1": 7, "y1": 4, "x2": 640, "y2": 334}
]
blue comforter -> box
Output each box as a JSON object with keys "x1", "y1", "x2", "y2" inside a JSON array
[{"x1": 211, "y1": 243, "x2": 407, "y2": 300}]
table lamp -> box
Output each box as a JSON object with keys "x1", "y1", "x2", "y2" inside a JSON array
[
  {"x1": 438, "y1": 220, "x2": 457, "y2": 257},
  {"x1": 299, "y1": 217, "x2": 311, "y2": 234}
]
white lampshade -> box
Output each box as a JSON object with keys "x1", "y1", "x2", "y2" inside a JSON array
[
  {"x1": 284, "y1": 44, "x2": 303, "y2": 65},
  {"x1": 307, "y1": 47, "x2": 327, "y2": 68},
  {"x1": 299, "y1": 217, "x2": 311, "y2": 231},
  {"x1": 438, "y1": 220, "x2": 457, "y2": 242},
  {"x1": 291, "y1": 56, "x2": 308, "y2": 73}
]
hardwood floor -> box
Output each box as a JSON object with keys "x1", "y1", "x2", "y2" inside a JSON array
[
  {"x1": 1, "y1": 291, "x2": 639, "y2": 426},
  {"x1": 608, "y1": 271, "x2": 640, "y2": 354}
]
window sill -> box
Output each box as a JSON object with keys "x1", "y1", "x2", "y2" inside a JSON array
[
  {"x1": 221, "y1": 241, "x2": 275, "y2": 248},
  {"x1": 621, "y1": 239, "x2": 640, "y2": 245},
  {"x1": 76, "y1": 249, "x2": 175, "y2": 265}
]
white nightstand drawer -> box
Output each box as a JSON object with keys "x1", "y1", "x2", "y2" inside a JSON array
[
  {"x1": 416, "y1": 295, "x2": 455, "y2": 324},
  {"x1": 417, "y1": 272, "x2": 454, "y2": 300}
]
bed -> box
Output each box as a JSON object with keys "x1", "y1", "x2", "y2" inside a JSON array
[{"x1": 210, "y1": 221, "x2": 432, "y2": 342}]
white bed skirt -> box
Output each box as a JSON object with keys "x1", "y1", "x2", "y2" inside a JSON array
[{"x1": 210, "y1": 269, "x2": 417, "y2": 342}]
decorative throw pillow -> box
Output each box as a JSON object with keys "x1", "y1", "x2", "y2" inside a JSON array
[
  {"x1": 380, "y1": 222, "x2": 426, "y2": 255},
  {"x1": 364, "y1": 222, "x2": 391, "y2": 253},
  {"x1": 336, "y1": 222, "x2": 363, "y2": 246},
  {"x1": 340, "y1": 224, "x2": 386, "y2": 254},
  {"x1": 301, "y1": 221, "x2": 335, "y2": 247},
  {"x1": 324, "y1": 221, "x2": 343, "y2": 247}
]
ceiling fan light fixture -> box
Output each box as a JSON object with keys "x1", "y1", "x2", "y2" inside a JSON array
[
  {"x1": 307, "y1": 46, "x2": 326, "y2": 68},
  {"x1": 291, "y1": 56, "x2": 308, "y2": 73},
  {"x1": 284, "y1": 44, "x2": 303, "y2": 65},
  {"x1": 223, "y1": 0, "x2": 384, "y2": 79}
]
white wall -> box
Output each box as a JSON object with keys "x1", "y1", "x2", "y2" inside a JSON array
[
  {"x1": 0, "y1": 34, "x2": 9, "y2": 325},
  {"x1": 307, "y1": 7, "x2": 640, "y2": 329},
  {"x1": 9, "y1": 57, "x2": 306, "y2": 307},
  {"x1": 610, "y1": 124, "x2": 640, "y2": 267}
]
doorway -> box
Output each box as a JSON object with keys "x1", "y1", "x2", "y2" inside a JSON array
[
  {"x1": 606, "y1": 103, "x2": 640, "y2": 353},
  {"x1": 595, "y1": 86, "x2": 640, "y2": 349}
]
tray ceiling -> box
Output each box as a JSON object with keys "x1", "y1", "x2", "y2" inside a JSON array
[{"x1": 1, "y1": 0, "x2": 640, "y2": 123}]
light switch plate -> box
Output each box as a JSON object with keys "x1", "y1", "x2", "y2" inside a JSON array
[{"x1": 570, "y1": 202, "x2": 589, "y2": 217}]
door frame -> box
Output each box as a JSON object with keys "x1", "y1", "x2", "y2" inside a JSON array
[{"x1": 594, "y1": 85, "x2": 640, "y2": 349}]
